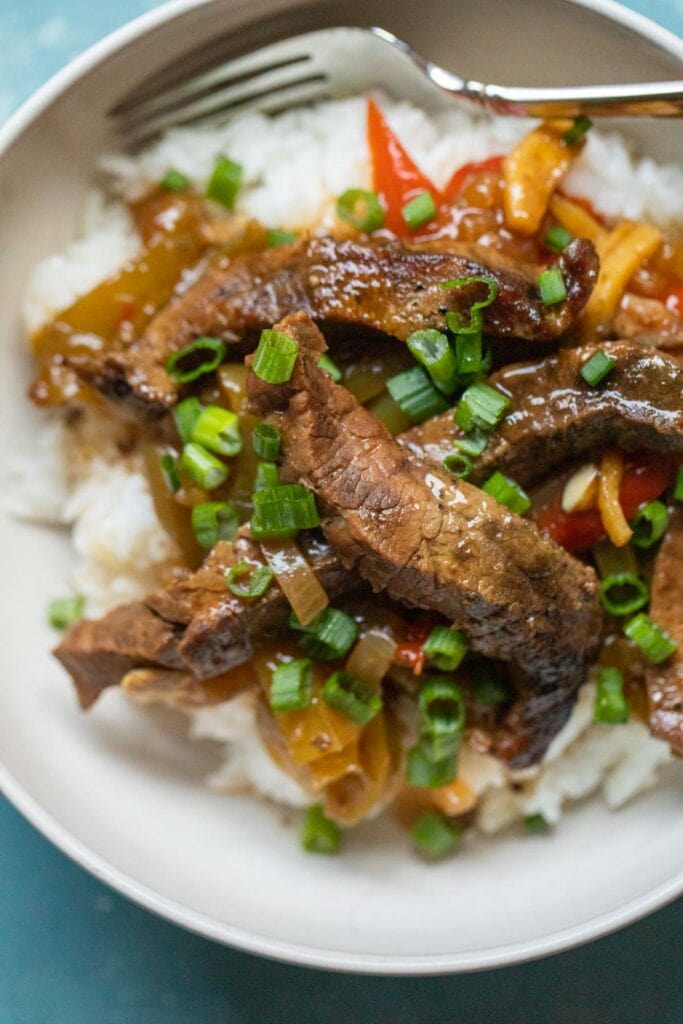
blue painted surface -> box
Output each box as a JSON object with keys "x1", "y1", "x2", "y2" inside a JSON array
[{"x1": 1, "y1": 1, "x2": 682, "y2": 1020}]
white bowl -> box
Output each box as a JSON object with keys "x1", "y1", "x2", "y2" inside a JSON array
[{"x1": 1, "y1": 0, "x2": 681, "y2": 974}]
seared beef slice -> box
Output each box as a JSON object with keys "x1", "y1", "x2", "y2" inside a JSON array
[
  {"x1": 248, "y1": 312, "x2": 601, "y2": 698},
  {"x1": 647, "y1": 509, "x2": 683, "y2": 755}
]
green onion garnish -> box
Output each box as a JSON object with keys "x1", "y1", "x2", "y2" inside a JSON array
[
  {"x1": 564, "y1": 115, "x2": 593, "y2": 145},
  {"x1": 523, "y1": 813, "x2": 551, "y2": 834},
  {"x1": 160, "y1": 168, "x2": 190, "y2": 192},
  {"x1": 441, "y1": 276, "x2": 499, "y2": 334},
  {"x1": 179, "y1": 443, "x2": 229, "y2": 490},
  {"x1": 336, "y1": 188, "x2": 385, "y2": 232},
  {"x1": 406, "y1": 743, "x2": 457, "y2": 788},
  {"x1": 538, "y1": 267, "x2": 567, "y2": 306},
  {"x1": 47, "y1": 595, "x2": 84, "y2": 630},
  {"x1": 191, "y1": 405, "x2": 242, "y2": 458},
  {"x1": 470, "y1": 661, "x2": 511, "y2": 707},
  {"x1": 386, "y1": 365, "x2": 449, "y2": 424},
  {"x1": 482, "y1": 471, "x2": 531, "y2": 515},
  {"x1": 544, "y1": 226, "x2": 572, "y2": 253},
  {"x1": 443, "y1": 451, "x2": 474, "y2": 480},
  {"x1": 191, "y1": 501, "x2": 239, "y2": 548},
  {"x1": 160, "y1": 453, "x2": 180, "y2": 493},
  {"x1": 173, "y1": 396, "x2": 203, "y2": 443},
  {"x1": 206, "y1": 154, "x2": 242, "y2": 210},
  {"x1": 599, "y1": 572, "x2": 649, "y2": 617},
  {"x1": 580, "y1": 349, "x2": 616, "y2": 387},
  {"x1": 402, "y1": 190, "x2": 437, "y2": 230},
  {"x1": 624, "y1": 613, "x2": 678, "y2": 664},
  {"x1": 321, "y1": 670, "x2": 383, "y2": 725},
  {"x1": 290, "y1": 607, "x2": 359, "y2": 661},
  {"x1": 454, "y1": 380, "x2": 510, "y2": 434},
  {"x1": 411, "y1": 811, "x2": 464, "y2": 860},
  {"x1": 593, "y1": 666, "x2": 629, "y2": 725},
  {"x1": 269, "y1": 658, "x2": 313, "y2": 712},
  {"x1": 417, "y1": 676, "x2": 466, "y2": 764},
  {"x1": 317, "y1": 353, "x2": 343, "y2": 382},
  {"x1": 406, "y1": 329, "x2": 459, "y2": 395},
  {"x1": 301, "y1": 805, "x2": 342, "y2": 855},
  {"x1": 422, "y1": 627, "x2": 469, "y2": 673},
  {"x1": 674, "y1": 467, "x2": 683, "y2": 503},
  {"x1": 254, "y1": 461, "x2": 280, "y2": 492},
  {"x1": 267, "y1": 228, "x2": 297, "y2": 247},
  {"x1": 166, "y1": 337, "x2": 226, "y2": 383},
  {"x1": 455, "y1": 332, "x2": 485, "y2": 376},
  {"x1": 226, "y1": 560, "x2": 274, "y2": 599},
  {"x1": 252, "y1": 423, "x2": 281, "y2": 461},
  {"x1": 250, "y1": 483, "x2": 320, "y2": 539},
  {"x1": 453, "y1": 430, "x2": 489, "y2": 458},
  {"x1": 631, "y1": 500, "x2": 669, "y2": 550},
  {"x1": 252, "y1": 329, "x2": 299, "y2": 384}
]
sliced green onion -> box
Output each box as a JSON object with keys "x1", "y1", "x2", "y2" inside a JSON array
[
  {"x1": 191, "y1": 405, "x2": 242, "y2": 457},
  {"x1": 674, "y1": 467, "x2": 683, "y2": 503},
  {"x1": 250, "y1": 483, "x2": 320, "y2": 539},
  {"x1": 173, "y1": 396, "x2": 203, "y2": 444},
  {"x1": 599, "y1": 572, "x2": 649, "y2": 617},
  {"x1": 290, "y1": 607, "x2": 359, "y2": 661},
  {"x1": 406, "y1": 744, "x2": 457, "y2": 788},
  {"x1": 538, "y1": 267, "x2": 567, "y2": 306},
  {"x1": 455, "y1": 332, "x2": 484, "y2": 375},
  {"x1": 443, "y1": 451, "x2": 473, "y2": 480},
  {"x1": 402, "y1": 190, "x2": 437, "y2": 230},
  {"x1": 301, "y1": 805, "x2": 342, "y2": 854},
  {"x1": 454, "y1": 381, "x2": 510, "y2": 434},
  {"x1": 580, "y1": 349, "x2": 616, "y2": 387},
  {"x1": 267, "y1": 228, "x2": 297, "y2": 247},
  {"x1": 422, "y1": 627, "x2": 469, "y2": 672},
  {"x1": 160, "y1": 453, "x2": 180, "y2": 492},
  {"x1": 470, "y1": 661, "x2": 511, "y2": 708},
  {"x1": 179, "y1": 442, "x2": 229, "y2": 490},
  {"x1": 254, "y1": 461, "x2": 280, "y2": 492},
  {"x1": 191, "y1": 501, "x2": 239, "y2": 548},
  {"x1": 386, "y1": 366, "x2": 449, "y2": 424},
  {"x1": 166, "y1": 337, "x2": 226, "y2": 383},
  {"x1": 544, "y1": 225, "x2": 572, "y2": 253},
  {"x1": 252, "y1": 423, "x2": 281, "y2": 460},
  {"x1": 441, "y1": 275, "x2": 499, "y2": 334},
  {"x1": 592, "y1": 538, "x2": 638, "y2": 580},
  {"x1": 47, "y1": 595, "x2": 84, "y2": 630},
  {"x1": 226, "y1": 560, "x2": 274, "y2": 599},
  {"x1": 317, "y1": 353, "x2": 342, "y2": 383},
  {"x1": 524, "y1": 813, "x2": 551, "y2": 834},
  {"x1": 411, "y1": 811, "x2": 463, "y2": 860},
  {"x1": 624, "y1": 613, "x2": 678, "y2": 664},
  {"x1": 206, "y1": 154, "x2": 242, "y2": 210},
  {"x1": 631, "y1": 500, "x2": 669, "y2": 550},
  {"x1": 336, "y1": 188, "x2": 385, "y2": 232},
  {"x1": 453, "y1": 430, "x2": 489, "y2": 458},
  {"x1": 564, "y1": 115, "x2": 593, "y2": 145},
  {"x1": 252, "y1": 329, "x2": 299, "y2": 384},
  {"x1": 270, "y1": 658, "x2": 313, "y2": 712},
  {"x1": 321, "y1": 670, "x2": 383, "y2": 725},
  {"x1": 593, "y1": 665, "x2": 629, "y2": 725},
  {"x1": 417, "y1": 676, "x2": 466, "y2": 763},
  {"x1": 406, "y1": 329, "x2": 459, "y2": 395},
  {"x1": 482, "y1": 471, "x2": 531, "y2": 515},
  {"x1": 160, "y1": 168, "x2": 189, "y2": 192}
]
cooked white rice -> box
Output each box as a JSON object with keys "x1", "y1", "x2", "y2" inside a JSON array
[{"x1": 11, "y1": 95, "x2": 681, "y2": 834}]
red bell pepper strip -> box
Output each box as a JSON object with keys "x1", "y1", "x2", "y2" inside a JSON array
[
  {"x1": 536, "y1": 454, "x2": 674, "y2": 553},
  {"x1": 660, "y1": 280, "x2": 683, "y2": 318},
  {"x1": 443, "y1": 155, "x2": 504, "y2": 203}
]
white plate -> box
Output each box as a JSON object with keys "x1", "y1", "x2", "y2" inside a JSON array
[{"x1": 1, "y1": 0, "x2": 682, "y2": 974}]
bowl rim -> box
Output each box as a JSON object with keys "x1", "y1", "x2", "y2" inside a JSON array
[{"x1": 1, "y1": 0, "x2": 682, "y2": 974}]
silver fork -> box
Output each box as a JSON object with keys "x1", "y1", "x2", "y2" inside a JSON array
[{"x1": 111, "y1": 25, "x2": 683, "y2": 148}]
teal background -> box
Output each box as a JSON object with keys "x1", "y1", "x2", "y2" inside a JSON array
[{"x1": 1, "y1": 2, "x2": 682, "y2": 1020}]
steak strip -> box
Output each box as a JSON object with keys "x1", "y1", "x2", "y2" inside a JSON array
[
  {"x1": 402, "y1": 341, "x2": 683, "y2": 487},
  {"x1": 72, "y1": 235, "x2": 598, "y2": 418},
  {"x1": 646, "y1": 508, "x2": 683, "y2": 756}
]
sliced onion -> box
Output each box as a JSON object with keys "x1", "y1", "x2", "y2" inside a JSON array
[
  {"x1": 597, "y1": 450, "x2": 633, "y2": 547},
  {"x1": 260, "y1": 537, "x2": 328, "y2": 626},
  {"x1": 346, "y1": 629, "x2": 397, "y2": 687},
  {"x1": 561, "y1": 462, "x2": 599, "y2": 513}
]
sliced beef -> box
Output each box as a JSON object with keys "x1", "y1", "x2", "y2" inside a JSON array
[
  {"x1": 55, "y1": 532, "x2": 352, "y2": 709},
  {"x1": 72, "y1": 235, "x2": 598, "y2": 418},
  {"x1": 402, "y1": 341, "x2": 683, "y2": 488},
  {"x1": 646, "y1": 509, "x2": 683, "y2": 756},
  {"x1": 614, "y1": 293, "x2": 683, "y2": 353},
  {"x1": 248, "y1": 313, "x2": 601, "y2": 753}
]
